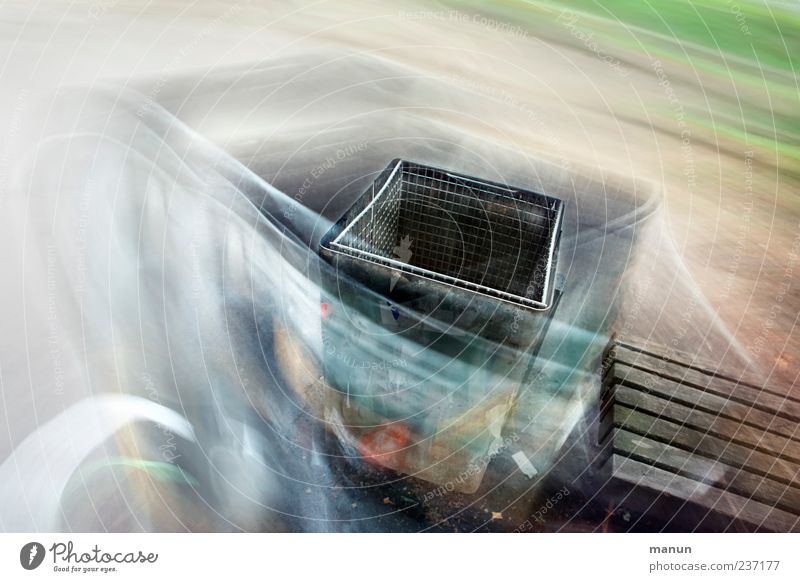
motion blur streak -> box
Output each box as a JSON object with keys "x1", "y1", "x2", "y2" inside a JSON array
[
  {"x1": 0, "y1": 0, "x2": 795, "y2": 532},
  {"x1": 0, "y1": 83, "x2": 752, "y2": 531},
  {"x1": 0, "y1": 395, "x2": 195, "y2": 531}
]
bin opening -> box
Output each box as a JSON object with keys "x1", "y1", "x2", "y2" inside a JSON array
[{"x1": 323, "y1": 159, "x2": 564, "y2": 310}]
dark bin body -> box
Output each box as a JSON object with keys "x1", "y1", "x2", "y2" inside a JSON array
[{"x1": 319, "y1": 159, "x2": 564, "y2": 492}]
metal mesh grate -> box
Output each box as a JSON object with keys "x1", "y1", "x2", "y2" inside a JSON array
[{"x1": 326, "y1": 160, "x2": 563, "y2": 309}]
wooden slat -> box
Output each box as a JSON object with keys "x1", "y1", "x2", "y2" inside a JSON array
[
  {"x1": 609, "y1": 427, "x2": 800, "y2": 515},
  {"x1": 604, "y1": 454, "x2": 800, "y2": 532},
  {"x1": 609, "y1": 385, "x2": 800, "y2": 465},
  {"x1": 608, "y1": 343, "x2": 800, "y2": 416},
  {"x1": 611, "y1": 339, "x2": 769, "y2": 390},
  {"x1": 609, "y1": 405, "x2": 800, "y2": 486},
  {"x1": 605, "y1": 362, "x2": 800, "y2": 441}
]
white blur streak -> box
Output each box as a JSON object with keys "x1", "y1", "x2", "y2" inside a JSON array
[
  {"x1": 0, "y1": 86, "x2": 328, "y2": 531},
  {"x1": 0, "y1": 395, "x2": 194, "y2": 531},
  {"x1": 0, "y1": 31, "x2": 767, "y2": 529}
]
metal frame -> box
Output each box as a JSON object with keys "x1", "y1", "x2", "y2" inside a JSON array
[{"x1": 324, "y1": 159, "x2": 564, "y2": 310}]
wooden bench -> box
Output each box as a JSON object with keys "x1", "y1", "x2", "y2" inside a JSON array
[{"x1": 599, "y1": 340, "x2": 800, "y2": 532}]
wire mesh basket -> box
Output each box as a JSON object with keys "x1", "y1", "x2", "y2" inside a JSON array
[
  {"x1": 321, "y1": 159, "x2": 563, "y2": 310},
  {"x1": 318, "y1": 159, "x2": 564, "y2": 492}
]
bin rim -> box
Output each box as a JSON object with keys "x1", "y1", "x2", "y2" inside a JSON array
[{"x1": 319, "y1": 158, "x2": 565, "y2": 311}]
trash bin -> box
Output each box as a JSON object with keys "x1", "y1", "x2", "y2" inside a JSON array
[{"x1": 319, "y1": 159, "x2": 564, "y2": 493}]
